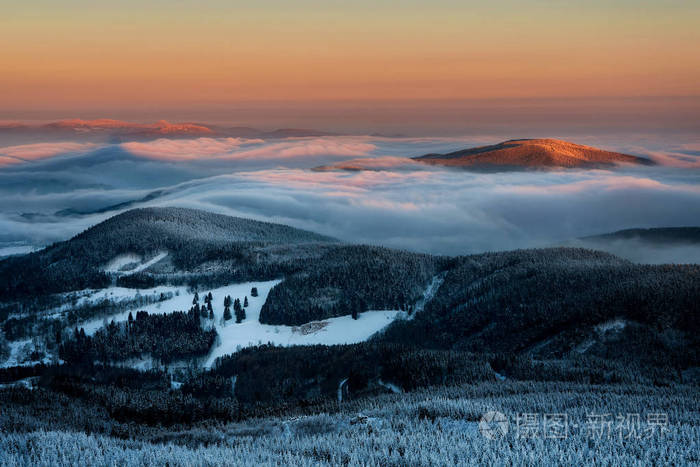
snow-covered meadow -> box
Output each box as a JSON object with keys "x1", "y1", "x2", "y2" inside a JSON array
[
  {"x1": 62, "y1": 279, "x2": 405, "y2": 368},
  {"x1": 102, "y1": 252, "x2": 169, "y2": 274},
  {"x1": 1, "y1": 339, "x2": 54, "y2": 369},
  {"x1": 77, "y1": 280, "x2": 280, "y2": 336},
  {"x1": 204, "y1": 306, "x2": 401, "y2": 369}
]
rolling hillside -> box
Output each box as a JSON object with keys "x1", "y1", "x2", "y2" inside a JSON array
[{"x1": 0, "y1": 207, "x2": 337, "y2": 297}]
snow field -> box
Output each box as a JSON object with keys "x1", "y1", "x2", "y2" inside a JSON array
[
  {"x1": 102, "y1": 251, "x2": 168, "y2": 274},
  {"x1": 69, "y1": 279, "x2": 404, "y2": 368},
  {"x1": 80, "y1": 280, "x2": 280, "y2": 335},
  {"x1": 205, "y1": 306, "x2": 401, "y2": 368}
]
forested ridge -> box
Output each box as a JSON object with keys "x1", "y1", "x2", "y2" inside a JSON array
[
  {"x1": 381, "y1": 248, "x2": 700, "y2": 357},
  {"x1": 0, "y1": 208, "x2": 444, "y2": 327},
  {"x1": 0, "y1": 207, "x2": 336, "y2": 298},
  {"x1": 260, "y1": 245, "x2": 444, "y2": 325}
]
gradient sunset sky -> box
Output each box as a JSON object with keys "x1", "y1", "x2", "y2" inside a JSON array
[{"x1": 2, "y1": 1, "x2": 699, "y2": 130}]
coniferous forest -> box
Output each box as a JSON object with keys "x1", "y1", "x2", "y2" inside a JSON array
[{"x1": 0, "y1": 208, "x2": 698, "y2": 465}]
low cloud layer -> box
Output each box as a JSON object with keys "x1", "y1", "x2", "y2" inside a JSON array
[
  {"x1": 153, "y1": 167, "x2": 700, "y2": 256},
  {"x1": 120, "y1": 137, "x2": 377, "y2": 162},
  {"x1": 120, "y1": 138, "x2": 258, "y2": 160},
  {"x1": 0, "y1": 142, "x2": 98, "y2": 166},
  {"x1": 1, "y1": 134, "x2": 699, "y2": 263}
]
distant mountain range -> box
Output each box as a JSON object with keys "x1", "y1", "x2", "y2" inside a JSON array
[
  {"x1": 413, "y1": 138, "x2": 655, "y2": 170},
  {"x1": 556, "y1": 226, "x2": 700, "y2": 265},
  {"x1": 43, "y1": 119, "x2": 215, "y2": 137},
  {"x1": 0, "y1": 119, "x2": 336, "y2": 144},
  {"x1": 582, "y1": 227, "x2": 700, "y2": 244}
]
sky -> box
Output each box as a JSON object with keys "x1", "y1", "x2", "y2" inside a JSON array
[{"x1": 1, "y1": 1, "x2": 699, "y2": 130}]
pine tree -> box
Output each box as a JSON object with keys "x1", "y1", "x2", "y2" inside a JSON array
[
  {"x1": 193, "y1": 292, "x2": 199, "y2": 305},
  {"x1": 207, "y1": 292, "x2": 213, "y2": 303},
  {"x1": 209, "y1": 308, "x2": 214, "y2": 320},
  {"x1": 233, "y1": 298, "x2": 245, "y2": 323},
  {"x1": 235, "y1": 307, "x2": 246, "y2": 323},
  {"x1": 251, "y1": 287, "x2": 258, "y2": 297},
  {"x1": 244, "y1": 296, "x2": 249, "y2": 307},
  {"x1": 352, "y1": 298, "x2": 362, "y2": 320},
  {"x1": 223, "y1": 307, "x2": 232, "y2": 321}
]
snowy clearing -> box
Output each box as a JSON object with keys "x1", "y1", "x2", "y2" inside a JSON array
[
  {"x1": 31, "y1": 283, "x2": 184, "y2": 322},
  {"x1": 103, "y1": 251, "x2": 168, "y2": 274},
  {"x1": 408, "y1": 272, "x2": 446, "y2": 319},
  {"x1": 202, "y1": 274, "x2": 445, "y2": 366},
  {"x1": 0, "y1": 377, "x2": 37, "y2": 390},
  {"x1": 204, "y1": 307, "x2": 402, "y2": 368},
  {"x1": 79, "y1": 280, "x2": 281, "y2": 336},
  {"x1": 595, "y1": 318, "x2": 627, "y2": 334},
  {"x1": 575, "y1": 338, "x2": 596, "y2": 354},
  {"x1": 12, "y1": 274, "x2": 426, "y2": 369},
  {"x1": 69, "y1": 278, "x2": 403, "y2": 368},
  {"x1": 377, "y1": 379, "x2": 403, "y2": 393},
  {"x1": 1, "y1": 339, "x2": 55, "y2": 368}
]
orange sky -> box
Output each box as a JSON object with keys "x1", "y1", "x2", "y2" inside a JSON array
[{"x1": 1, "y1": 1, "x2": 699, "y2": 111}]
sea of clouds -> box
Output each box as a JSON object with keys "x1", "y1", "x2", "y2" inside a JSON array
[{"x1": 1, "y1": 134, "x2": 699, "y2": 262}]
